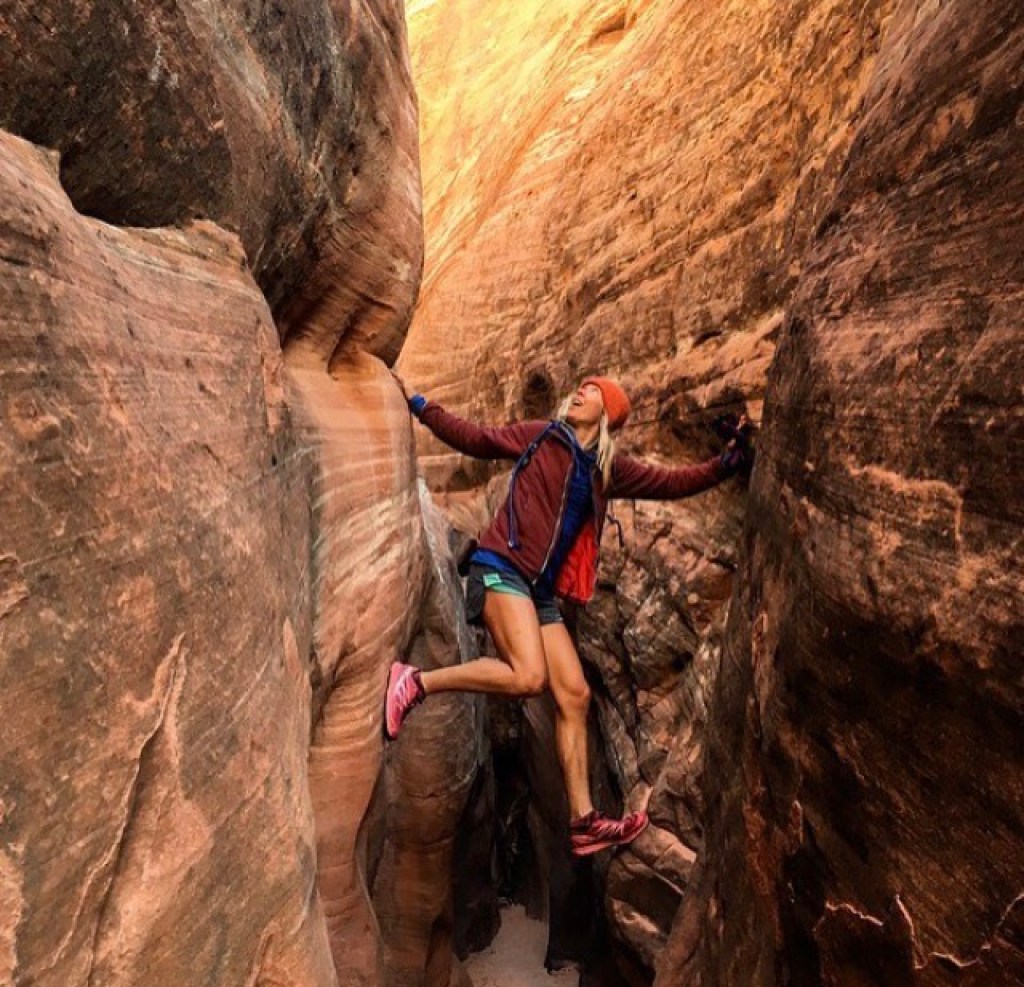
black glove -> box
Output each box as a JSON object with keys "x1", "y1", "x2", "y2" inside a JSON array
[{"x1": 712, "y1": 412, "x2": 756, "y2": 477}]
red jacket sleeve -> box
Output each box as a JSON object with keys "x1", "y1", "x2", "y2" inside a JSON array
[
  {"x1": 610, "y1": 453, "x2": 729, "y2": 500},
  {"x1": 417, "y1": 401, "x2": 547, "y2": 460}
]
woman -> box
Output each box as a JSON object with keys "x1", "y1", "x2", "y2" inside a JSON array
[{"x1": 385, "y1": 376, "x2": 752, "y2": 856}]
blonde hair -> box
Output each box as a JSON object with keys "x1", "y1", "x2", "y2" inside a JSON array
[{"x1": 556, "y1": 396, "x2": 617, "y2": 489}]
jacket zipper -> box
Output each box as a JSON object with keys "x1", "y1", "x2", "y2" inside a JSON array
[{"x1": 533, "y1": 457, "x2": 573, "y2": 588}]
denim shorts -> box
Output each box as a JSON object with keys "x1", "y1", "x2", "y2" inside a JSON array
[{"x1": 465, "y1": 562, "x2": 563, "y2": 627}]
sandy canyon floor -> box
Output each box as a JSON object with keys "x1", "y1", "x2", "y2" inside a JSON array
[{"x1": 464, "y1": 907, "x2": 581, "y2": 987}]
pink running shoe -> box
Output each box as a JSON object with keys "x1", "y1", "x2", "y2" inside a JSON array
[
  {"x1": 384, "y1": 661, "x2": 425, "y2": 740},
  {"x1": 570, "y1": 809, "x2": 649, "y2": 857}
]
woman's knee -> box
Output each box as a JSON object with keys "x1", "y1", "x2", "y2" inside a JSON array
[
  {"x1": 556, "y1": 678, "x2": 591, "y2": 716},
  {"x1": 515, "y1": 666, "x2": 549, "y2": 697}
]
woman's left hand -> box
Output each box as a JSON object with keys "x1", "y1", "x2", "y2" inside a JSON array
[{"x1": 719, "y1": 413, "x2": 756, "y2": 476}]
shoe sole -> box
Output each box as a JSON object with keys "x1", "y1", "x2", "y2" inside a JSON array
[{"x1": 570, "y1": 813, "x2": 650, "y2": 857}]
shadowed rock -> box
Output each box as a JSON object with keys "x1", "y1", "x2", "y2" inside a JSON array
[
  {"x1": 0, "y1": 0, "x2": 422, "y2": 362},
  {"x1": 662, "y1": 3, "x2": 1024, "y2": 983}
]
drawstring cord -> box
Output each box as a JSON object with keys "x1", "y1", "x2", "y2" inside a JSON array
[
  {"x1": 507, "y1": 421, "x2": 560, "y2": 550},
  {"x1": 508, "y1": 419, "x2": 629, "y2": 554}
]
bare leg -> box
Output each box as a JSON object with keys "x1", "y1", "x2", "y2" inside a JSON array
[
  {"x1": 420, "y1": 591, "x2": 549, "y2": 697},
  {"x1": 540, "y1": 621, "x2": 594, "y2": 819}
]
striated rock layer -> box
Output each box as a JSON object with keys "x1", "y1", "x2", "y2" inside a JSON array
[
  {"x1": 289, "y1": 346, "x2": 479, "y2": 987},
  {"x1": 663, "y1": 3, "x2": 1024, "y2": 984},
  {"x1": 0, "y1": 130, "x2": 334, "y2": 987},
  {"x1": 1, "y1": 1, "x2": 484, "y2": 984},
  {"x1": 366, "y1": 490, "x2": 484, "y2": 987},
  {"x1": 0, "y1": 0, "x2": 422, "y2": 361},
  {"x1": 402, "y1": 0, "x2": 899, "y2": 976}
]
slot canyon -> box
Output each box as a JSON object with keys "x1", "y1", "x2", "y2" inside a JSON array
[{"x1": 0, "y1": 1, "x2": 1020, "y2": 985}]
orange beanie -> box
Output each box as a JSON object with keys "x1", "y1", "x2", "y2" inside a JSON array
[{"x1": 582, "y1": 376, "x2": 631, "y2": 431}]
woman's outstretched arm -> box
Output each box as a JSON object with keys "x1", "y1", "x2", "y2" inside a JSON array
[
  {"x1": 411, "y1": 394, "x2": 547, "y2": 460},
  {"x1": 609, "y1": 411, "x2": 755, "y2": 500},
  {"x1": 609, "y1": 452, "x2": 733, "y2": 500}
]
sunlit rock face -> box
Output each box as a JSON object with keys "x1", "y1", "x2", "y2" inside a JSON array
[
  {"x1": 289, "y1": 349, "x2": 451, "y2": 985},
  {"x1": 403, "y1": 0, "x2": 898, "y2": 976},
  {"x1": 0, "y1": 2, "x2": 484, "y2": 985},
  {"x1": 662, "y1": 3, "x2": 1024, "y2": 984}
]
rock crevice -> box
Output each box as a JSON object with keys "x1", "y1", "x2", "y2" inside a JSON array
[{"x1": 403, "y1": 1, "x2": 1023, "y2": 984}]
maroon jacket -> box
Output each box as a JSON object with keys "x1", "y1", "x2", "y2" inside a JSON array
[{"x1": 417, "y1": 401, "x2": 730, "y2": 603}]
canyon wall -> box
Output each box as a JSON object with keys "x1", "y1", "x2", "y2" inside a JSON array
[
  {"x1": 0, "y1": 0, "x2": 422, "y2": 359},
  {"x1": 1, "y1": 1, "x2": 1020, "y2": 985},
  {"x1": 663, "y1": 3, "x2": 1024, "y2": 984},
  {"x1": 0, "y1": 3, "x2": 477, "y2": 986},
  {"x1": 0, "y1": 129, "x2": 333, "y2": 987},
  {"x1": 403, "y1": 0, "x2": 1021, "y2": 983}
]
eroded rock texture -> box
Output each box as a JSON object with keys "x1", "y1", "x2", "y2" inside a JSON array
[
  {"x1": 0, "y1": 130, "x2": 333, "y2": 987},
  {"x1": 402, "y1": 0, "x2": 900, "y2": 977},
  {"x1": 366, "y1": 490, "x2": 484, "y2": 987},
  {"x1": 0, "y1": 0, "x2": 422, "y2": 361},
  {"x1": 1, "y1": 2, "x2": 484, "y2": 985},
  {"x1": 664, "y1": 3, "x2": 1024, "y2": 984},
  {"x1": 291, "y1": 350, "x2": 472, "y2": 986}
]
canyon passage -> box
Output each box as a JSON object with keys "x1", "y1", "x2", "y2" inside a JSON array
[{"x1": 0, "y1": 2, "x2": 1021, "y2": 987}]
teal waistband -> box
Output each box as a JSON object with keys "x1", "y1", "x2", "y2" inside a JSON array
[{"x1": 481, "y1": 570, "x2": 530, "y2": 597}]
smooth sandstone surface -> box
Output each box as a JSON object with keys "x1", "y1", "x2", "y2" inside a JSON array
[
  {"x1": 366, "y1": 488, "x2": 483, "y2": 987},
  {"x1": 0, "y1": 0, "x2": 422, "y2": 362},
  {"x1": 1, "y1": 1, "x2": 486, "y2": 984},
  {"x1": 290, "y1": 346, "x2": 469, "y2": 986},
  {"x1": 0, "y1": 127, "x2": 473, "y2": 987},
  {"x1": 2, "y1": 0, "x2": 1020, "y2": 984},
  {"x1": 0, "y1": 130, "x2": 333, "y2": 987}
]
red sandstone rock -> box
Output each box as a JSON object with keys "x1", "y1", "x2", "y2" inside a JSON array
[
  {"x1": 0, "y1": 119, "x2": 476, "y2": 985},
  {"x1": 288, "y1": 346, "x2": 433, "y2": 984},
  {"x1": 367, "y1": 491, "x2": 483, "y2": 987},
  {"x1": 0, "y1": 1, "x2": 486, "y2": 982},
  {"x1": 661, "y1": 2, "x2": 1024, "y2": 984},
  {"x1": 0, "y1": 0, "x2": 422, "y2": 363},
  {"x1": 0, "y1": 130, "x2": 335, "y2": 987}
]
